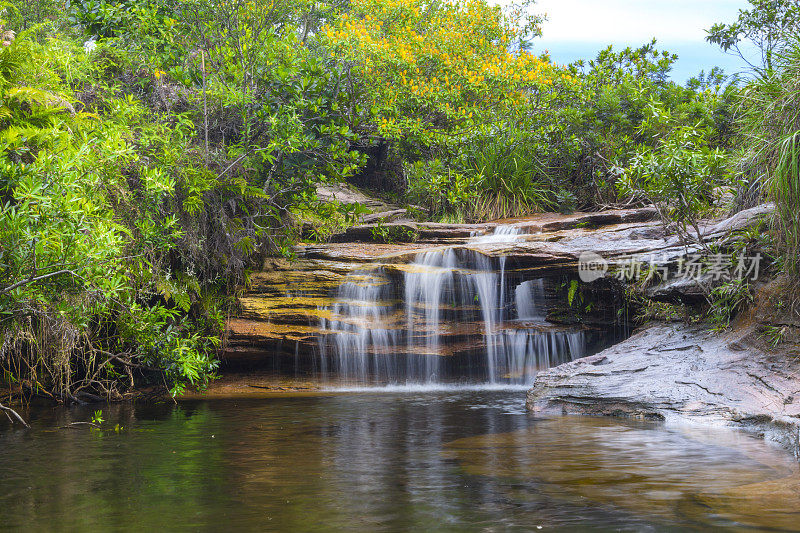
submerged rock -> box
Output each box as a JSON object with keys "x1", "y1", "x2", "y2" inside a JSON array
[{"x1": 445, "y1": 417, "x2": 800, "y2": 530}]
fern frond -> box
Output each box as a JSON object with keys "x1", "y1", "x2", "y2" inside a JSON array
[{"x1": 5, "y1": 87, "x2": 75, "y2": 115}]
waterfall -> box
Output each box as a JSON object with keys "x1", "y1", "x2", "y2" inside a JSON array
[
  {"x1": 318, "y1": 268, "x2": 401, "y2": 383},
  {"x1": 470, "y1": 224, "x2": 524, "y2": 244},
  {"x1": 403, "y1": 249, "x2": 458, "y2": 382},
  {"x1": 515, "y1": 279, "x2": 546, "y2": 320},
  {"x1": 319, "y1": 226, "x2": 589, "y2": 385}
]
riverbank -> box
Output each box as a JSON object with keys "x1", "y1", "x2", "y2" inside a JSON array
[
  {"x1": 179, "y1": 372, "x2": 326, "y2": 399},
  {"x1": 527, "y1": 320, "x2": 800, "y2": 454},
  {"x1": 526, "y1": 253, "x2": 800, "y2": 455},
  {"x1": 6, "y1": 199, "x2": 795, "y2": 459}
]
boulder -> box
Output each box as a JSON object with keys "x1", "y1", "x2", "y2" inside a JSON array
[{"x1": 527, "y1": 322, "x2": 800, "y2": 453}]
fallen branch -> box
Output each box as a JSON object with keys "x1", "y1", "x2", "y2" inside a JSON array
[{"x1": 0, "y1": 402, "x2": 31, "y2": 428}]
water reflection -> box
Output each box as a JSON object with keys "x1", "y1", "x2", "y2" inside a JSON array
[
  {"x1": 446, "y1": 417, "x2": 800, "y2": 530},
  {"x1": 0, "y1": 391, "x2": 798, "y2": 531}
]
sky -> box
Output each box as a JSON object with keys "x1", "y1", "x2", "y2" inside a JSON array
[{"x1": 524, "y1": 0, "x2": 753, "y2": 83}]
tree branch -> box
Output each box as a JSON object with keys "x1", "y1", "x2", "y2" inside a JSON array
[
  {"x1": 0, "y1": 269, "x2": 79, "y2": 297},
  {"x1": 0, "y1": 402, "x2": 30, "y2": 428}
]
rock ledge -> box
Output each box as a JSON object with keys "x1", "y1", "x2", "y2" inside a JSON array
[{"x1": 527, "y1": 322, "x2": 800, "y2": 454}]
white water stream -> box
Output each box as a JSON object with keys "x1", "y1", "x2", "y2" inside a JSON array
[{"x1": 318, "y1": 226, "x2": 589, "y2": 385}]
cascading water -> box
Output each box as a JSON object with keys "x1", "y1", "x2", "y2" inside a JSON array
[
  {"x1": 318, "y1": 269, "x2": 401, "y2": 382},
  {"x1": 470, "y1": 224, "x2": 524, "y2": 243},
  {"x1": 318, "y1": 225, "x2": 591, "y2": 386}
]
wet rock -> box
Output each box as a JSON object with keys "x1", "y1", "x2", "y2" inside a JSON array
[
  {"x1": 527, "y1": 322, "x2": 800, "y2": 452},
  {"x1": 704, "y1": 203, "x2": 775, "y2": 238},
  {"x1": 358, "y1": 209, "x2": 409, "y2": 224},
  {"x1": 297, "y1": 242, "x2": 430, "y2": 262},
  {"x1": 329, "y1": 207, "x2": 660, "y2": 245},
  {"x1": 227, "y1": 205, "x2": 776, "y2": 377},
  {"x1": 534, "y1": 207, "x2": 658, "y2": 232},
  {"x1": 330, "y1": 221, "x2": 480, "y2": 244},
  {"x1": 314, "y1": 183, "x2": 429, "y2": 224},
  {"x1": 644, "y1": 274, "x2": 713, "y2": 303}
]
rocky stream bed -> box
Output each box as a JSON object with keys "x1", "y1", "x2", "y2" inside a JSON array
[{"x1": 226, "y1": 201, "x2": 800, "y2": 454}]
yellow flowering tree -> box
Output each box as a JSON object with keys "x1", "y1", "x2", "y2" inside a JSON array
[{"x1": 321, "y1": 0, "x2": 565, "y2": 147}]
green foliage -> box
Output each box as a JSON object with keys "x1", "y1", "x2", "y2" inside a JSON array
[
  {"x1": 118, "y1": 303, "x2": 219, "y2": 396},
  {"x1": 567, "y1": 280, "x2": 579, "y2": 307},
  {"x1": 706, "y1": 0, "x2": 800, "y2": 76},
  {"x1": 621, "y1": 283, "x2": 694, "y2": 324},
  {"x1": 637, "y1": 301, "x2": 686, "y2": 324},
  {"x1": 771, "y1": 131, "x2": 800, "y2": 267},
  {"x1": 5, "y1": 0, "x2": 60, "y2": 30},
  {"x1": 707, "y1": 278, "x2": 754, "y2": 331},
  {"x1": 619, "y1": 115, "x2": 730, "y2": 245},
  {"x1": 404, "y1": 40, "x2": 737, "y2": 219},
  {"x1": 368, "y1": 221, "x2": 417, "y2": 244},
  {"x1": 407, "y1": 132, "x2": 560, "y2": 222},
  {"x1": 406, "y1": 159, "x2": 481, "y2": 220},
  {"x1": 736, "y1": 35, "x2": 800, "y2": 272},
  {"x1": 546, "y1": 41, "x2": 736, "y2": 208},
  {"x1": 761, "y1": 324, "x2": 788, "y2": 346},
  {"x1": 457, "y1": 133, "x2": 554, "y2": 217},
  {"x1": 0, "y1": 30, "x2": 222, "y2": 398},
  {"x1": 69, "y1": 0, "x2": 134, "y2": 37},
  {"x1": 297, "y1": 200, "x2": 370, "y2": 243}
]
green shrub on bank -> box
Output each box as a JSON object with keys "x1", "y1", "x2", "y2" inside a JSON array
[
  {"x1": 0, "y1": 30, "x2": 218, "y2": 397},
  {"x1": 404, "y1": 40, "x2": 736, "y2": 220},
  {"x1": 0, "y1": 0, "x2": 380, "y2": 399}
]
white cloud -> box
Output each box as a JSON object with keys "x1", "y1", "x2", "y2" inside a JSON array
[{"x1": 533, "y1": 0, "x2": 748, "y2": 44}]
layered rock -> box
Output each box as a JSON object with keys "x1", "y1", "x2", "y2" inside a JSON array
[
  {"x1": 226, "y1": 204, "x2": 776, "y2": 384},
  {"x1": 330, "y1": 206, "x2": 659, "y2": 244},
  {"x1": 526, "y1": 322, "x2": 800, "y2": 453},
  {"x1": 224, "y1": 209, "x2": 660, "y2": 374}
]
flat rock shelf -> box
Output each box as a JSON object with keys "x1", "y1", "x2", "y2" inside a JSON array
[{"x1": 527, "y1": 322, "x2": 800, "y2": 454}]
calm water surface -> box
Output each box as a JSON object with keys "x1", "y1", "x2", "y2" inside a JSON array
[{"x1": 1, "y1": 389, "x2": 799, "y2": 532}]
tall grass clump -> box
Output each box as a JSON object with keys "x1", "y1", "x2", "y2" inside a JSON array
[
  {"x1": 407, "y1": 134, "x2": 561, "y2": 223},
  {"x1": 738, "y1": 38, "x2": 800, "y2": 271}
]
